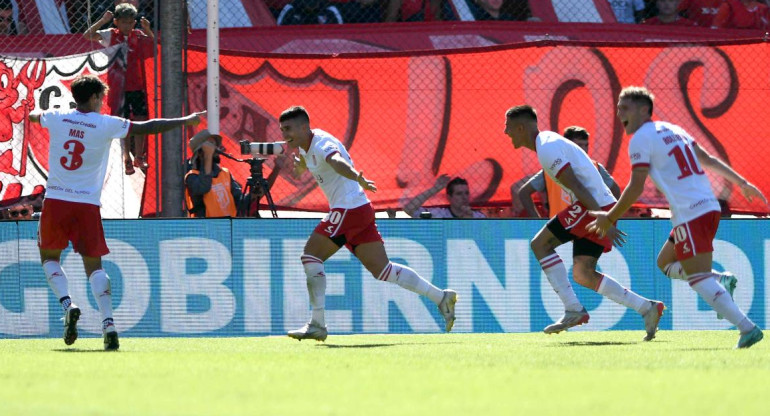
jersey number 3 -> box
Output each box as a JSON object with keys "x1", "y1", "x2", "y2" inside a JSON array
[
  {"x1": 668, "y1": 145, "x2": 704, "y2": 180},
  {"x1": 60, "y1": 140, "x2": 85, "y2": 171}
]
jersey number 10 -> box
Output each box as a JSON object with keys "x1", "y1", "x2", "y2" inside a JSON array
[{"x1": 668, "y1": 145, "x2": 704, "y2": 180}]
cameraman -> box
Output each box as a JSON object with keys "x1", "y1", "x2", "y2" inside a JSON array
[{"x1": 185, "y1": 130, "x2": 243, "y2": 218}]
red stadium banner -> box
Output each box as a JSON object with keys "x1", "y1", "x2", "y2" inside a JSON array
[{"x1": 162, "y1": 39, "x2": 770, "y2": 216}]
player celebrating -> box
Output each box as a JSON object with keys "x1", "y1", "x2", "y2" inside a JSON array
[
  {"x1": 31, "y1": 75, "x2": 204, "y2": 350},
  {"x1": 504, "y1": 105, "x2": 665, "y2": 340},
  {"x1": 280, "y1": 106, "x2": 457, "y2": 341},
  {"x1": 587, "y1": 86, "x2": 766, "y2": 349}
]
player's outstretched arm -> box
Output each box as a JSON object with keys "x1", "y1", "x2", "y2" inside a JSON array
[
  {"x1": 128, "y1": 111, "x2": 206, "y2": 136},
  {"x1": 403, "y1": 174, "x2": 450, "y2": 217},
  {"x1": 693, "y1": 143, "x2": 768, "y2": 206},
  {"x1": 327, "y1": 153, "x2": 377, "y2": 192}
]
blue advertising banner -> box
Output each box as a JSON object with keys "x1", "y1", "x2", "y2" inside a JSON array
[{"x1": 0, "y1": 218, "x2": 767, "y2": 338}]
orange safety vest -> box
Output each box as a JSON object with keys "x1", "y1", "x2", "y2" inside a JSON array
[
  {"x1": 185, "y1": 168, "x2": 237, "y2": 218},
  {"x1": 545, "y1": 160, "x2": 600, "y2": 217}
]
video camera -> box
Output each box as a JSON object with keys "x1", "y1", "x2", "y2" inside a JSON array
[{"x1": 239, "y1": 140, "x2": 286, "y2": 157}]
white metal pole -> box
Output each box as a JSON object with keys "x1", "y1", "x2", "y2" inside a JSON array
[{"x1": 207, "y1": 0, "x2": 220, "y2": 135}]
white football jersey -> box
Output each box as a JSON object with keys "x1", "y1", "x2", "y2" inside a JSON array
[
  {"x1": 536, "y1": 131, "x2": 616, "y2": 208},
  {"x1": 299, "y1": 129, "x2": 369, "y2": 209},
  {"x1": 40, "y1": 109, "x2": 130, "y2": 206},
  {"x1": 629, "y1": 121, "x2": 719, "y2": 225}
]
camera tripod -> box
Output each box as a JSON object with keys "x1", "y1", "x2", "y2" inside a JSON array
[{"x1": 219, "y1": 152, "x2": 277, "y2": 218}]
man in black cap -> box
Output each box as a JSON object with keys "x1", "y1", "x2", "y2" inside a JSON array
[{"x1": 184, "y1": 130, "x2": 243, "y2": 217}]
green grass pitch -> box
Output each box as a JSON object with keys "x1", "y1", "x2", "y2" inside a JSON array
[{"x1": 1, "y1": 331, "x2": 767, "y2": 416}]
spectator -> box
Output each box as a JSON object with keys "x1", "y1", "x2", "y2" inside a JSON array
[
  {"x1": 644, "y1": 0, "x2": 698, "y2": 24},
  {"x1": 0, "y1": 0, "x2": 24, "y2": 35},
  {"x1": 609, "y1": 0, "x2": 647, "y2": 23},
  {"x1": 0, "y1": 191, "x2": 44, "y2": 220},
  {"x1": 1, "y1": 202, "x2": 33, "y2": 220},
  {"x1": 678, "y1": 0, "x2": 725, "y2": 27},
  {"x1": 83, "y1": 3, "x2": 155, "y2": 175},
  {"x1": 385, "y1": 0, "x2": 456, "y2": 21},
  {"x1": 266, "y1": 0, "x2": 294, "y2": 18},
  {"x1": 277, "y1": 0, "x2": 344, "y2": 24},
  {"x1": 184, "y1": 130, "x2": 244, "y2": 218},
  {"x1": 68, "y1": 0, "x2": 150, "y2": 33},
  {"x1": 451, "y1": 0, "x2": 521, "y2": 20},
  {"x1": 515, "y1": 126, "x2": 621, "y2": 218},
  {"x1": 333, "y1": 0, "x2": 386, "y2": 23},
  {"x1": 712, "y1": 0, "x2": 769, "y2": 29},
  {"x1": 404, "y1": 175, "x2": 486, "y2": 218}
]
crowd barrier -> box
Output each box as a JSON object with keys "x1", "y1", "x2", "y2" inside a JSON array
[{"x1": 1, "y1": 218, "x2": 768, "y2": 338}]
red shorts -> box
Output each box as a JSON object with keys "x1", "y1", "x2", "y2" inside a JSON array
[
  {"x1": 669, "y1": 211, "x2": 720, "y2": 260},
  {"x1": 38, "y1": 198, "x2": 109, "y2": 257},
  {"x1": 313, "y1": 203, "x2": 383, "y2": 252},
  {"x1": 555, "y1": 201, "x2": 614, "y2": 253}
]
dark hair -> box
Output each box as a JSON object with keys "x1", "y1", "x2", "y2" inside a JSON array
[
  {"x1": 0, "y1": 0, "x2": 12, "y2": 11},
  {"x1": 505, "y1": 105, "x2": 538, "y2": 122},
  {"x1": 71, "y1": 75, "x2": 108, "y2": 105},
  {"x1": 279, "y1": 106, "x2": 310, "y2": 123},
  {"x1": 619, "y1": 86, "x2": 654, "y2": 116},
  {"x1": 446, "y1": 177, "x2": 469, "y2": 196},
  {"x1": 563, "y1": 126, "x2": 589, "y2": 142},
  {"x1": 114, "y1": 3, "x2": 138, "y2": 20}
]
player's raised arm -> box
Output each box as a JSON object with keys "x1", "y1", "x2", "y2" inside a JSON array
[{"x1": 693, "y1": 143, "x2": 768, "y2": 206}]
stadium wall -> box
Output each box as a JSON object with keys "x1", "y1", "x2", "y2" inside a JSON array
[{"x1": 1, "y1": 218, "x2": 768, "y2": 338}]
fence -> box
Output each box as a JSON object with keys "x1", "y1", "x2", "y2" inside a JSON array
[{"x1": 1, "y1": 1, "x2": 769, "y2": 218}]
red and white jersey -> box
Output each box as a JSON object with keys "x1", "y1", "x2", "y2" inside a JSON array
[
  {"x1": 535, "y1": 131, "x2": 615, "y2": 208},
  {"x1": 40, "y1": 109, "x2": 130, "y2": 206},
  {"x1": 678, "y1": 0, "x2": 723, "y2": 27},
  {"x1": 299, "y1": 129, "x2": 369, "y2": 209},
  {"x1": 629, "y1": 121, "x2": 720, "y2": 225}
]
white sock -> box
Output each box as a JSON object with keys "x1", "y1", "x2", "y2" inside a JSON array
[
  {"x1": 662, "y1": 261, "x2": 687, "y2": 281},
  {"x1": 378, "y1": 262, "x2": 444, "y2": 305},
  {"x1": 663, "y1": 262, "x2": 726, "y2": 282},
  {"x1": 302, "y1": 255, "x2": 326, "y2": 327},
  {"x1": 689, "y1": 272, "x2": 755, "y2": 333},
  {"x1": 43, "y1": 260, "x2": 71, "y2": 310},
  {"x1": 89, "y1": 269, "x2": 114, "y2": 322},
  {"x1": 539, "y1": 253, "x2": 583, "y2": 312},
  {"x1": 596, "y1": 273, "x2": 650, "y2": 314}
]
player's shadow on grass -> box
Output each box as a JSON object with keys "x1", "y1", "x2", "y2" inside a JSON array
[
  {"x1": 553, "y1": 341, "x2": 637, "y2": 347},
  {"x1": 318, "y1": 341, "x2": 456, "y2": 349},
  {"x1": 53, "y1": 348, "x2": 120, "y2": 353},
  {"x1": 317, "y1": 343, "x2": 399, "y2": 349}
]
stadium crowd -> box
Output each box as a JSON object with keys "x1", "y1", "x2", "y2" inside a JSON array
[{"x1": 3, "y1": 0, "x2": 770, "y2": 31}]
